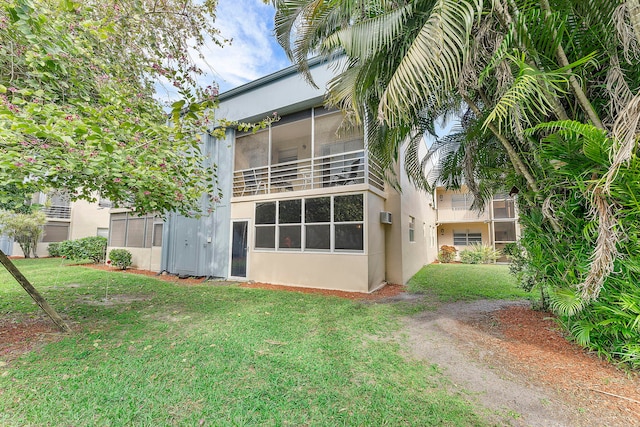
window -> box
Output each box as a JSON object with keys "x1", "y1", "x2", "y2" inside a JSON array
[
  {"x1": 453, "y1": 230, "x2": 482, "y2": 246},
  {"x1": 409, "y1": 216, "x2": 415, "y2": 242},
  {"x1": 278, "y1": 199, "x2": 301, "y2": 250},
  {"x1": 255, "y1": 202, "x2": 276, "y2": 249},
  {"x1": 42, "y1": 221, "x2": 70, "y2": 243},
  {"x1": 333, "y1": 195, "x2": 363, "y2": 251},
  {"x1": 493, "y1": 195, "x2": 516, "y2": 219},
  {"x1": 305, "y1": 197, "x2": 330, "y2": 250},
  {"x1": 109, "y1": 213, "x2": 162, "y2": 248},
  {"x1": 152, "y1": 223, "x2": 163, "y2": 247},
  {"x1": 494, "y1": 222, "x2": 517, "y2": 242},
  {"x1": 254, "y1": 194, "x2": 364, "y2": 252},
  {"x1": 451, "y1": 193, "x2": 474, "y2": 211}
]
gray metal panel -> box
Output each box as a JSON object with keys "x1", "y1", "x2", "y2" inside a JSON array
[
  {"x1": 209, "y1": 130, "x2": 233, "y2": 277},
  {"x1": 161, "y1": 131, "x2": 233, "y2": 278},
  {"x1": 0, "y1": 234, "x2": 13, "y2": 256}
]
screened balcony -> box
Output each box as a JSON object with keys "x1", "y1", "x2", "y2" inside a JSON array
[
  {"x1": 232, "y1": 108, "x2": 385, "y2": 197},
  {"x1": 33, "y1": 191, "x2": 71, "y2": 219}
]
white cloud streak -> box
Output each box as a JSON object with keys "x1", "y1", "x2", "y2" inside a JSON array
[
  {"x1": 201, "y1": 0, "x2": 291, "y2": 92},
  {"x1": 154, "y1": 0, "x2": 290, "y2": 104}
]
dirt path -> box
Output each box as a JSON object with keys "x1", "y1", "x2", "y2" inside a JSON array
[{"x1": 398, "y1": 298, "x2": 640, "y2": 426}]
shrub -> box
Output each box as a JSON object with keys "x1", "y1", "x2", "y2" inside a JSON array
[
  {"x1": 109, "y1": 249, "x2": 132, "y2": 270},
  {"x1": 79, "y1": 236, "x2": 107, "y2": 263},
  {"x1": 438, "y1": 245, "x2": 457, "y2": 263},
  {"x1": 460, "y1": 244, "x2": 501, "y2": 264},
  {"x1": 56, "y1": 236, "x2": 107, "y2": 263},
  {"x1": 460, "y1": 248, "x2": 483, "y2": 264},
  {"x1": 47, "y1": 242, "x2": 62, "y2": 257}
]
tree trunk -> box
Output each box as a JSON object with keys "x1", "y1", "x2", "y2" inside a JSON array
[{"x1": 0, "y1": 250, "x2": 71, "y2": 333}]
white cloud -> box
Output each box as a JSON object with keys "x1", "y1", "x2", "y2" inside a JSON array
[
  {"x1": 201, "y1": 0, "x2": 291, "y2": 92},
  {"x1": 153, "y1": 1, "x2": 291, "y2": 104}
]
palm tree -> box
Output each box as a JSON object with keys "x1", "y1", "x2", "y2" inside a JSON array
[{"x1": 273, "y1": 0, "x2": 640, "y2": 366}]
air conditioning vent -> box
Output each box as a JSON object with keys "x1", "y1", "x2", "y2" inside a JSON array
[{"x1": 380, "y1": 211, "x2": 392, "y2": 224}]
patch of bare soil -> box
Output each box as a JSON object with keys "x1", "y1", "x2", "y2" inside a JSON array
[
  {"x1": 76, "y1": 294, "x2": 153, "y2": 306},
  {"x1": 80, "y1": 264, "x2": 210, "y2": 285},
  {"x1": 239, "y1": 282, "x2": 406, "y2": 300},
  {"x1": 0, "y1": 317, "x2": 63, "y2": 363},
  {"x1": 403, "y1": 299, "x2": 640, "y2": 427}
]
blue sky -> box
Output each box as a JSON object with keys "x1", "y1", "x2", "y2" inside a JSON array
[
  {"x1": 204, "y1": 0, "x2": 292, "y2": 92},
  {"x1": 155, "y1": 1, "x2": 292, "y2": 102}
]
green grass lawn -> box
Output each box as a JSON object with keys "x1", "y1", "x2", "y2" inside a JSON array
[
  {"x1": 407, "y1": 263, "x2": 530, "y2": 302},
  {"x1": 0, "y1": 258, "x2": 492, "y2": 426}
]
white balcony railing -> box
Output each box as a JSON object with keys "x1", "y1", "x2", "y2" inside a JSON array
[
  {"x1": 232, "y1": 149, "x2": 385, "y2": 197},
  {"x1": 43, "y1": 205, "x2": 71, "y2": 219}
]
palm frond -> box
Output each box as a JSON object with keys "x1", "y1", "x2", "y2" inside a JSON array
[
  {"x1": 483, "y1": 57, "x2": 564, "y2": 132},
  {"x1": 322, "y1": 3, "x2": 413, "y2": 62},
  {"x1": 549, "y1": 287, "x2": 586, "y2": 316},
  {"x1": 378, "y1": 0, "x2": 482, "y2": 126}
]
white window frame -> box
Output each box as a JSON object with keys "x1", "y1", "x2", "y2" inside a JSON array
[{"x1": 253, "y1": 193, "x2": 365, "y2": 254}]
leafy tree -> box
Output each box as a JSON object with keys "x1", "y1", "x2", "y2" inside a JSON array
[
  {"x1": 1, "y1": 0, "x2": 224, "y2": 215},
  {"x1": 0, "y1": 183, "x2": 36, "y2": 213},
  {"x1": 0, "y1": 210, "x2": 46, "y2": 258},
  {"x1": 272, "y1": 0, "x2": 640, "y2": 367},
  {"x1": 0, "y1": 0, "x2": 254, "y2": 331}
]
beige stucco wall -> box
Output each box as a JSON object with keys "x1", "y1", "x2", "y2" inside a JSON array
[
  {"x1": 383, "y1": 187, "x2": 403, "y2": 285},
  {"x1": 249, "y1": 251, "x2": 370, "y2": 292},
  {"x1": 367, "y1": 193, "x2": 386, "y2": 291},
  {"x1": 383, "y1": 149, "x2": 438, "y2": 285},
  {"x1": 14, "y1": 199, "x2": 110, "y2": 258},
  {"x1": 437, "y1": 222, "x2": 491, "y2": 252},
  {"x1": 106, "y1": 246, "x2": 162, "y2": 272},
  {"x1": 68, "y1": 199, "x2": 110, "y2": 240}
]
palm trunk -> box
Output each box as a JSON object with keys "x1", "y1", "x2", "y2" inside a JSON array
[{"x1": 539, "y1": 0, "x2": 604, "y2": 129}]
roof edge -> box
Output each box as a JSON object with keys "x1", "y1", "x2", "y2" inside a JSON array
[{"x1": 217, "y1": 56, "x2": 327, "y2": 102}]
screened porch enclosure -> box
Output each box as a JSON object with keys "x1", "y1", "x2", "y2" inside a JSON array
[{"x1": 232, "y1": 109, "x2": 384, "y2": 196}]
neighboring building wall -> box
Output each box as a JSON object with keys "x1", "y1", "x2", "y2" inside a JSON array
[
  {"x1": 435, "y1": 186, "x2": 520, "y2": 260},
  {"x1": 106, "y1": 210, "x2": 163, "y2": 271},
  {"x1": 12, "y1": 197, "x2": 109, "y2": 258},
  {"x1": 437, "y1": 222, "x2": 491, "y2": 248},
  {"x1": 68, "y1": 199, "x2": 110, "y2": 240}
]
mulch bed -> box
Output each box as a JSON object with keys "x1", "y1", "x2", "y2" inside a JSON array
[
  {"x1": 239, "y1": 282, "x2": 406, "y2": 300},
  {"x1": 471, "y1": 306, "x2": 640, "y2": 423}
]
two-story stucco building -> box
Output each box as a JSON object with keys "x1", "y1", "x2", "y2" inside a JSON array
[
  {"x1": 107, "y1": 58, "x2": 438, "y2": 292},
  {"x1": 106, "y1": 59, "x2": 522, "y2": 290},
  {"x1": 5, "y1": 191, "x2": 110, "y2": 258},
  {"x1": 435, "y1": 186, "x2": 520, "y2": 261}
]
